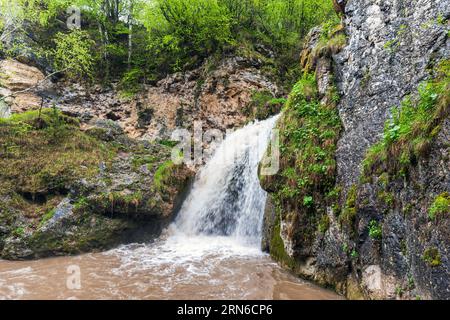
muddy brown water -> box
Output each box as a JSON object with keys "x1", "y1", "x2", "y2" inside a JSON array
[
  {"x1": 0, "y1": 117, "x2": 342, "y2": 300},
  {"x1": 0, "y1": 234, "x2": 341, "y2": 300}
]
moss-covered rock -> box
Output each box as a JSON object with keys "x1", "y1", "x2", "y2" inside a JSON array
[
  {"x1": 0, "y1": 111, "x2": 194, "y2": 259},
  {"x1": 260, "y1": 24, "x2": 344, "y2": 260}
]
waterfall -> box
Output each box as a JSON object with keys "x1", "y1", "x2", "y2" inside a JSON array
[{"x1": 173, "y1": 115, "x2": 279, "y2": 246}]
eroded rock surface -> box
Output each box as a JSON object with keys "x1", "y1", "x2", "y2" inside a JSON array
[{"x1": 261, "y1": 0, "x2": 450, "y2": 300}]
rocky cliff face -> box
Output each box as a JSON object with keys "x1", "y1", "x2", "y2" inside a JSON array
[
  {"x1": 335, "y1": 0, "x2": 449, "y2": 189},
  {"x1": 262, "y1": 0, "x2": 449, "y2": 300},
  {"x1": 0, "y1": 54, "x2": 280, "y2": 158},
  {"x1": 0, "y1": 114, "x2": 194, "y2": 259},
  {"x1": 0, "y1": 44, "x2": 280, "y2": 259}
]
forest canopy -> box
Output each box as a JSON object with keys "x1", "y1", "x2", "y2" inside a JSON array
[{"x1": 0, "y1": 0, "x2": 338, "y2": 91}]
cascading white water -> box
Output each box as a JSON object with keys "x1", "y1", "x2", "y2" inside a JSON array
[{"x1": 173, "y1": 115, "x2": 280, "y2": 245}]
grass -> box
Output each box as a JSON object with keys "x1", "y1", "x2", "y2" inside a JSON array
[
  {"x1": 154, "y1": 160, "x2": 176, "y2": 191},
  {"x1": 368, "y1": 220, "x2": 382, "y2": 240},
  {"x1": 0, "y1": 109, "x2": 116, "y2": 219},
  {"x1": 428, "y1": 192, "x2": 450, "y2": 220},
  {"x1": 302, "y1": 22, "x2": 346, "y2": 74},
  {"x1": 422, "y1": 248, "x2": 442, "y2": 267},
  {"x1": 244, "y1": 90, "x2": 285, "y2": 121}
]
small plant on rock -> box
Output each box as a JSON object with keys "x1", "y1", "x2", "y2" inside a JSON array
[
  {"x1": 428, "y1": 192, "x2": 450, "y2": 220},
  {"x1": 422, "y1": 248, "x2": 442, "y2": 267},
  {"x1": 368, "y1": 220, "x2": 382, "y2": 240}
]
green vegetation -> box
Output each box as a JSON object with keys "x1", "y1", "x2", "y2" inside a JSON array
[
  {"x1": 260, "y1": 24, "x2": 345, "y2": 254},
  {"x1": 368, "y1": 220, "x2": 382, "y2": 240},
  {"x1": 244, "y1": 90, "x2": 285, "y2": 120},
  {"x1": 362, "y1": 59, "x2": 450, "y2": 180},
  {"x1": 131, "y1": 155, "x2": 157, "y2": 171},
  {"x1": 154, "y1": 160, "x2": 176, "y2": 191},
  {"x1": 428, "y1": 192, "x2": 450, "y2": 220},
  {"x1": 0, "y1": 109, "x2": 113, "y2": 195},
  {"x1": 383, "y1": 24, "x2": 407, "y2": 53},
  {"x1": 269, "y1": 209, "x2": 296, "y2": 269},
  {"x1": 318, "y1": 214, "x2": 330, "y2": 234},
  {"x1": 38, "y1": 208, "x2": 56, "y2": 228},
  {"x1": 0, "y1": 0, "x2": 338, "y2": 90},
  {"x1": 52, "y1": 30, "x2": 96, "y2": 80},
  {"x1": 274, "y1": 71, "x2": 342, "y2": 208},
  {"x1": 0, "y1": 109, "x2": 115, "y2": 219},
  {"x1": 422, "y1": 247, "x2": 442, "y2": 267},
  {"x1": 90, "y1": 191, "x2": 144, "y2": 214},
  {"x1": 339, "y1": 185, "x2": 357, "y2": 229},
  {"x1": 308, "y1": 22, "x2": 346, "y2": 68}
]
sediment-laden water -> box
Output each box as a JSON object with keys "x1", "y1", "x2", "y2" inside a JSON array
[{"x1": 0, "y1": 116, "x2": 341, "y2": 300}]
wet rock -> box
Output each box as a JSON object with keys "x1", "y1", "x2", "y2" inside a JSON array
[
  {"x1": 261, "y1": 0, "x2": 450, "y2": 300},
  {"x1": 335, "y1": 0, "x2": 450, "y2": 189},
  {"x1": 0, "y1": 117, "x2": 194, "y2": 260},
  {"x1": 261, "y1": 195, "x2": 276, "y2": 252}
]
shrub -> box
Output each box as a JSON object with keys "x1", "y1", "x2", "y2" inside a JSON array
[
  {"x1": 428, "y1": 192, "x2": 450, "y2": 220},
  {"x1": 368, "y1": 220, "x2": 382, "y2": 240},
  {"x1": 51, "y1": 30, "x2": 96, "y2": 81},
  {"x1": 422, "y1": 248, "x2": 441, "y2": 267}
]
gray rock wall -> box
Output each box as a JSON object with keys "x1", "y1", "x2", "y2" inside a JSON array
[
  {"x1": 335, "y1": 0, "x2": 450, "y2": 189},
  {"x1": 262, "y1": 0, "x2": 450, "y2": 300}
]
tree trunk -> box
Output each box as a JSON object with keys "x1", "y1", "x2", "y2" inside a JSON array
[{"x1": 127, "y1": 1, "x2": 133, "y2": 70}]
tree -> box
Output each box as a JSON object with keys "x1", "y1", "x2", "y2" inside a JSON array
[{"x1": 52, "y1": 30, "x2": 96, "y2": 81}]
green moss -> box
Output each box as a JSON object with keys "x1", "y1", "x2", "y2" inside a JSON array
[
  {"x1": 350, "y1": 249, "x2": 359, "y2": 260},
  {"x1": 377, "y1": 190, "x2": 394, "y2": 207},
  {"x1": 422, "y1": 248, "x2": 442, "y2": 267},
  {"x1": 244, "y1": 90, "x2": 285, "y2": 120},
  {"x1": 0, "y1": 109, "x2": 114, "y2": 196},
  {"x1": 339, "y1": 185, "x2": 358, "y2": 229},
  {"x1": 384, "y1": 39, "x2": 399, "y2": 52},
  {"x1": 403, "y1": 203, "x2": 413, "y2": 216},
  {"x1": 307, "y1": 23, "x2": 347, "y2": 71},
  {"x1": 153, "y1": 160, "x2": 176, "y2": 191},
  {"x1": 368, "y1": 220, "x2": 382, "y2": 240},
  {"x1": 131, "y1": 155, "x2": 158, "y2": 171},
  {"x1": 318, "y1": 214, "x2": 330, "y2": 234},
  {"x1": 88, "y1": 191, "x2": 144, "y2": 214},
  {"x1": 362, "y1": 59, "x2": 450, "y2": 179},
  {"x1": 39, "y1": 208, "x2": 56, "y2": 228},
  {"x1": 0, "y1": 109, "x2": 118, "y2": 225},
  {"x1": 428, "y1": 192, "x2": 450, "y2": 220},
  {"x1": 378, "y1": 172, "x2": 390, "y2": 188},
  {"x1": 13, "y1": 227, "x2": 25, "y2": 237},
  {"x1": 407, "y1": 274, "x2": 415, "y2": 290},
  {"x1": 158, "y1": 140, "x2": 179, "y2": 148},
  {"x1": 270, "y1": 210, "x2": 296, "y2": 270}
]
